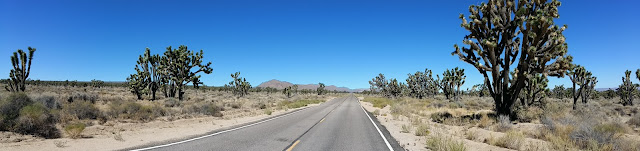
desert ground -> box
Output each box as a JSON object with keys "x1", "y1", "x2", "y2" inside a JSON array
[
  {"x1": 0, "y1": 85, "x2": 343, "y2": 151},
  {"x1": 358, "y1": 95, "x2": 640, "y2": 151}
]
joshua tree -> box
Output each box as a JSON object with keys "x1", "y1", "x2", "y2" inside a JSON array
[
  {"x1": 91, "y1": 79, "x2": 105, "y2": 88},
  {"x1": 618, "y1": 70, "x2": 637, "y2": 106},
  {"x1": 568, "y1": 65, "x2": 597, "y2": 109},
  {"x1": 159, "y1": 45, "x2": 212, "y2": 100},
  {"x1": 5, "y1": 47, "x2": 36, "y2": 92},
  {"x1": 471, "y1": 84, "x2": 489, "y2": 97},
  {"x1": 387, "y1": 78, "x2": 403, "y2": 98},
  {"x1": 519, "y1": 74, "x2": 547, "y2": 108},
  {"x1": 229, "y1": 72, "x2": 251, "y2": 97},
  {"x1": 406, "y1": 68, "x2": 438, "y2": 99},
  {"x1": 452, "y1": 0, "x2": 573, "y2": 116},
  {"x1": 283, "y1": 86, "x2": 293, "y2": 98},
  {"x1": 127, "y1": 73, "x2": 146, "y2": 100},
  {"x1": 317, "y1": 83, "x2": 326, "y2": 95},
  {"x1": 437, "y1": 67, "x2": 466, "y2": 101},
  {"x1": 369, "y1": 73, "x2": 388, "y2": 97}
]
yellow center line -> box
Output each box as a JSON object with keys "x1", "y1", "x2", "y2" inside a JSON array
[
  {"x1": 319, "y1": 118, "x2": 325, "y2": 123},
  {"x1": 286, "y1": 140, "x2": 301, "y2": 151}
]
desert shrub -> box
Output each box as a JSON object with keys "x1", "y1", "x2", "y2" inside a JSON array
[
  {"x1": 14, "y1": 103, "x2": 60, "y2": 138},
  {"x1": 464, "y1": 130, "x2": 477, "y2": 141},
  {"x1": 430, "y1": 111, "x2": 453, "y2": 123},
  {"x1": 163, "y1": 98, "x2": 181, "y2": 107},
  {"x1": 401, "y1": 124, "x2": 411, "y2": 133},
  {"x1": 183, "y1": 102, "x2": 223, "y2": 117},
  {"x1": 32, "y1": 94, "x2": 61, "y2": 109},
  {"x1": 390, "y1": 102, "x2": 408, "y2": 117},
  {"x1": 494, "y1": 115, "x2": 511, "y2": 132},
  {"x1": 515, "y1": 106, "x2": 543, "y2": 123},
  {"x1": 0, "y1": 93, "x2": 33, "y2": 130},
  {"x1": 490, "y1": 130, "x2": 524, "y2": 150},
  {"x1": 64, "y1": 122, "x2": 85, "y2": 139},
  {"x1": 230, "y1": 102, "x2": 242, "y2": 109},
  {"x1": 414, "y1": 124, "x2": 430, "y2": 136},
  {"x1": 571, "y1": 121, "x2": 629, "y2": 149},
  {"x1": 108, "y1": 101, "x2": 167, "y2": 121},
  {"x1": 477, "y1": 113, "x2": 493, "y2": 128},
  {"x1": 264, "y1": 109, "x2": 272, "y2": 115},
  {"x1": 627, "y1": 113, "x2": 640, "y2": 127},
  {"x1": 67, "y1": 92, "x2": 98, "y2": 103},
  {"x1": 63, "y1": 101, "x2": 100, "y2": 120},
  {"x1": 255, "y1": 102, "x2": 267, "y2": 109},
  {"x1": 363, "y1": 97, "x2": 392, "y2": 108},
  {"x1": 426, "y1": 134, "x2": 467, "y2": 151}
]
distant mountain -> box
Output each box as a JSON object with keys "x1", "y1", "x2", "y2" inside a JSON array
[{"x1": 256, "y1": 79, "x2": 365, "y2": 92}]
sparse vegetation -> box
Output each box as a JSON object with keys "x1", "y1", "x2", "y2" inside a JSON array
[{"x1": 426, "y1": 134, "x2": 466, "y2": 151}]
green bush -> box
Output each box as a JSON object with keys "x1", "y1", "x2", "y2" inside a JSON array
[
  {"x1": 0, "y1": 93, "x2": 33, "y2": 131},
  {"x1": 64, "y1": 122, "x2": 85, "y2": 139},
  {"x1": 362, "y1": 97, "x2": 392, "y2": 108},
  {"x1": 63, "y1": 100, "x2": 100, "y2": 120},
  {"x1": 415, "y1": 124, "x2": 430, "y2": 136},
  {"x1": 108, "y1": 101, "x2": 167, "y2": 121},
  {"x1": 14, "y1": 103, "x2": 60, "y2": 138},
  {"x1": 183, "y1": 103, "x2": 223, "y2": 117},
  {"x1": 33, "y1": 94, "x2": 61, "y2": 109}
]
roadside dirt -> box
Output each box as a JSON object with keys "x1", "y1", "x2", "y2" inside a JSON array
[{"x1": 0, "y1": 99, "x2": 330, "y2": 151}]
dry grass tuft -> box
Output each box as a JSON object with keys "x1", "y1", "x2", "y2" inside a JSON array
[{"x1": 426, "y1": 134, "x2": 467, "y2": 151}]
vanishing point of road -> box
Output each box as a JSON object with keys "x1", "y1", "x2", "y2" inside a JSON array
[{"x1": 129, "y1": 96, "x2": 403, "y2": 151}]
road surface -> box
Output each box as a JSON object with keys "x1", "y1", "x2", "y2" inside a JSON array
[{"x1": 130, "y1": 96, "x2": 402, "y2": 151}]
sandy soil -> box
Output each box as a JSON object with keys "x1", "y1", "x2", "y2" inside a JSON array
[{"x1": 0, "y1": 99, "x2": 330, "y2": 151}]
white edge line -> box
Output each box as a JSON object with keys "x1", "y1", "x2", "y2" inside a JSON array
[
  {"x1": 359, "y1": 99, "x2": 394, "y2": 151},
  {"x1": 131, "y1": 106, "x2": 312, "y2": 151}
]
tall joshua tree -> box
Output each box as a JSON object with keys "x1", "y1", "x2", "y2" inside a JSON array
[
  {"x1": 229, "y1": 72, "x2": 251, "y2": 97},
  {"x1": 317, "y1": 83, "x2": 326, "y2": 95},
  {"x1": 452, "y1": 0, "x2": 573, "y2": 116},
  {"x1": 568, "y1": 65, "x2": 597, "y2": 109},
  {"x1": 618, "y1": 70, "x2": 637, "y2": 106},
  {"x1": 437, "y1": 67, "x2": 466, "y2": 101},
  {"x1": 406, "y1": 69, "x2": 437, "y2": 99},
  {"x1": 159, "y1": 45, "x2": 212, "y2": 100},
  {"x1": 369, "y1": 73, "x2": 388, "y2": 97},
  {"x1": 5, "y1": 47, "x2": 36, "y2": 92}
]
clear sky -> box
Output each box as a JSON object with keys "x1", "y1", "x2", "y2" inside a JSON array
[{"x1": 1, "y1": 0, "x2": 638, "y2": 89}]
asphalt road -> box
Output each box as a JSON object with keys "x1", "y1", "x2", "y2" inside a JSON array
[{"x1": 131, "y1": 96, "x2": 403, "y2": 151}]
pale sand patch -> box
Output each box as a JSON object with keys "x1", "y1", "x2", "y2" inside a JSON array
[{"x1": 0, "y1": 99, "x2": 331, "y2": 151}]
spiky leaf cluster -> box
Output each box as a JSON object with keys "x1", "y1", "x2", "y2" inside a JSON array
[
  {"x1": 452, "y1": 0, "x2": 573, "y2": 116},
  {"x1": 437, "y1": 67, "x2": 466, "y2": 101},
  {"x1": 618, "y1": 70, "x2": 638, "y2": 106},
  {"x1": 5, "y1": 47, "x2": 35, "y2": 92},
  {"x1": 229, "y1": 72, "x2": 251, "y2": 97}
]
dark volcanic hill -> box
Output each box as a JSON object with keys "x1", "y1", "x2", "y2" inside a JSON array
[{"x1": 257, "y1": 79, "x2": 363, "y2": 92}]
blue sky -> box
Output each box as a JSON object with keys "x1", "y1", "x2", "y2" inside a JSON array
[{"x1": 1, "y1": 0, "x2": 638, "y2": 89}]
